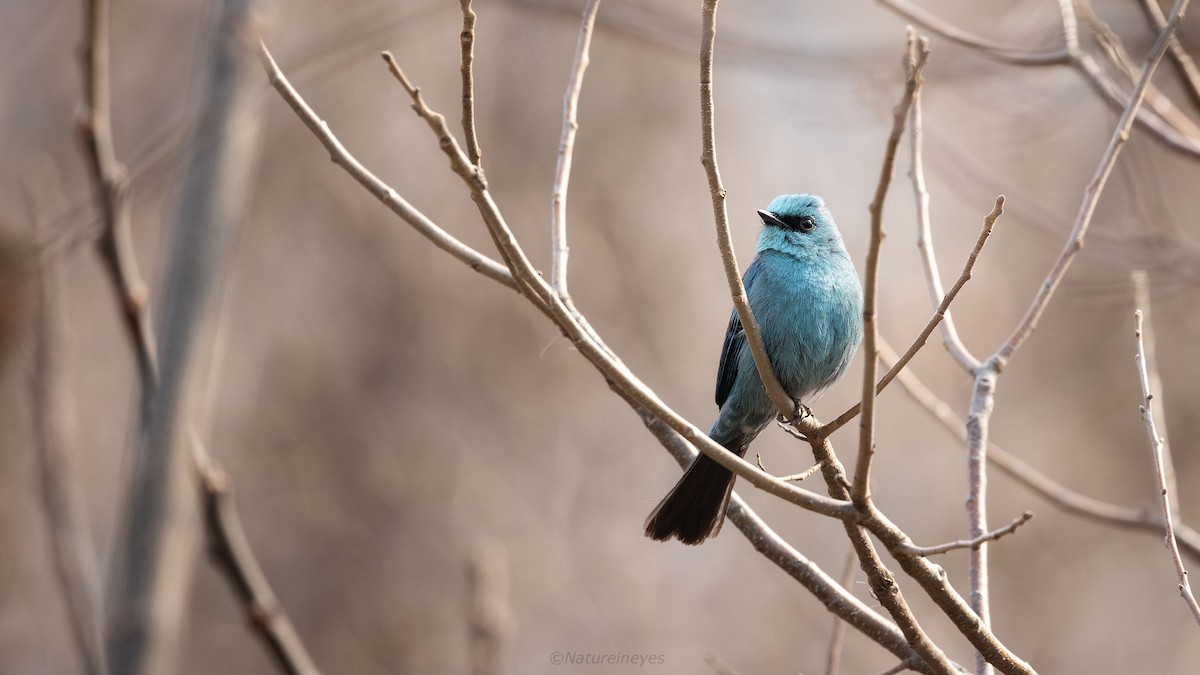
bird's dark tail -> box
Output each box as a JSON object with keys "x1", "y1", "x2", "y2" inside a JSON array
[{"x1": 644, "y1": 431, "x2": 756, "y2": 545}]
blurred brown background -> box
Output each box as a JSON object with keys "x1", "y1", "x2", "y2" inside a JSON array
[{"x1": 2, "y1": 0, "x2": 1200, "y2": 673}]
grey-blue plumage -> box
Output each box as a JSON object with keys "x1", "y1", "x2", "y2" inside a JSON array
[{"x1": 645, "y1": 194, "x2": 863, "y2": 544}]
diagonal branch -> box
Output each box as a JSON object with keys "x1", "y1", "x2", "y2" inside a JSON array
[
  {"x1": 877, "y1": 337, "x2": 1200, "y2": 563},
  {"x1": 822, "y1": 197, "x2": 1001, "y2": 436},
  {"x1": 259, "y1": 46, "x2": 515, "y2": 290}
]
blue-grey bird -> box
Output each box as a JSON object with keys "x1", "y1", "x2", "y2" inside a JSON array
[{"x1": 645, "y1": 194, "x2": 863, "y2": 545}]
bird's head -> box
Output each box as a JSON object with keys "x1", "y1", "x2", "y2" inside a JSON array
[{"x1": 756, "y1": 194, "x2": 847, "y2": 258}]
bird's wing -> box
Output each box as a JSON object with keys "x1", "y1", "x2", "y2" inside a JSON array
[{"x1": 715, "y1": 257, "x2": 762, "y2": 408}]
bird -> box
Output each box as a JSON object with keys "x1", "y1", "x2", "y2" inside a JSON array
[{"x1": 644, "y1": 194, "x2": 863, "y2": 545}]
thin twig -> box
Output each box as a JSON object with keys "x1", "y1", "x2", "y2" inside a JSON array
[
  {"x1": 985, "y1": 0, "x2": 1179, "y2": 361},
  {"x1": 823, "y1": 197, "x2": 1002, "y2": 436},
  {"x1": 77, "y1": 0, "x2": 159, "y2": 418},
  {"x1": 550, "y1": 0, "x2": 601, "y2": 300},
  {"x1": 458, "y1": 0, "x2": 482, "y2": 166},
  {"x1": 1134, "y1": 310, "x2": 1200, "y2": 626},
  {"x1": 699, "y1": 0, "x2": 794, "y2": 418},
  {"x1": 896, "y1": 512, "x2": 1034, "y2": 557},
  {"x1": 877, "y1": 337, "x2": 1200, "y2": 563},
  {"x1": 907, "y1": 84, "x2": 978, "y2": 371},
  {"x1": 852, "y1": 31, "x2": 929, "y2": 504},
  {"x1": 877, "y1": 0, "x2": 1200, "y2": 159},
  {"x1": 756, "y1": 454, "x2": 823, "y2": 483},
  {"x1": 824, "y1": 546, "x2": 858, "y2": 675},
  {"x1": 1131, "y1": 271, "x2": 1178, "y2": 519},
  {"x1": 194, "y1": 439, "x2": 322, "y2": 675},
  {"x1": 876, "y1": 662, "x2": 910, "y2": 675},
  {"x1": 1136, "y1": 0, "x2": 1200, "y2": 112},
  {"x1": 260, "y1": 46, "x2": 516, "y2": 290}
]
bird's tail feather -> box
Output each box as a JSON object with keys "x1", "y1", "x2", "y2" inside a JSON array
[{"x1": 643, "y1": 432, "x2": 755, "y2": 545}]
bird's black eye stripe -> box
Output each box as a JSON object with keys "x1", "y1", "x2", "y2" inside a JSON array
[{"x1": 779, "y1": 214, "x2": 817, "y2": 232}]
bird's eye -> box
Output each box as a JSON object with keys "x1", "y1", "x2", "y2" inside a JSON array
[{"x1": 797, "y1": 215, "x2": 816, "y2": 232}]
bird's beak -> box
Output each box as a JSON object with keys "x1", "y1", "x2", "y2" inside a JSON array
[{"x1": 757, "y1": 210, "x2": 786, "y2": 228}]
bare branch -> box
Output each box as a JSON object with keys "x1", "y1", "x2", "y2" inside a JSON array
[
  {"x1": 458, "y1": 0, "x2": 482, "y2": 166},
  {"x1": 853, "y1": 31, "x2": 930, "y2": 503},
  {"x1": 877, "y1": 0, "x2": 1200, "y2": 159},
  {"x1": 897, "y1": 512, "x2": 1035, "y2": 557},
  {"x1": 995, "y1": 0, "x2": 1194, "y2": 360},
  {"x1": 1137, "y1": 0, "x2": 1200, "y2": 112},
  {"x1": 634, "y1": 407, "x2": 932, "y2": 672},
  {"x1": 77, "y1": 0, "x2": 158, "y2": 417},
  {"x1": 273, "y1": 43, "x2": 860, "y2": 521},
  {"x1": 908, "y1": 84, "x2": 978, "y2": 371},
  {"x1": 699, "y1": 0, "x2": 793, "y2": 418},
  {"x1": 824, "y1": 546, "x2": 858, "y2": 675},
  {"x1": 550, "y1": 0, "x2": 601, "y2": 299},
  {"x1": 25, "y1": 175, "x2": 108, "y2": 675},
  {"x1": 877, "y1": 337, "x2": 1200, "y2": 563},
  {"x1": 823, "y1": 196, "x2": 1002, "y2": 436},
  {"x1": 1134, "y1": 310, "x2": 1200, "y2": 626},
  {"x1": 803, "y1": 431, "x2": 959, "y2": 675},
  {"x1": 875, "y1": 0, "x2": 1067, "y2": 65},
  {"x1": 105, "y1": 3, "x2": 280, "y2": 672},
  {"x1": 194, "y1": 440, "x2": 323, "y2": 675},
  {"x1": 259, "y1": 46, "x2": 516, "y2": 290}
]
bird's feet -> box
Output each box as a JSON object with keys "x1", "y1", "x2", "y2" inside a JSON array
[{"x1": 777, "y1": 401, "x2": 813, "y2": 440}]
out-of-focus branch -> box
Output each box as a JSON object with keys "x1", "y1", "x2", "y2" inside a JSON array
[
  {"x1": 824, "y1": 546, "x2": 857, "y2": 675},
  {"x1": 907, "y1": 85, "x2": 978, "y2": 371},
  {"x1": 699, "y1": 0, "x2": 793, "y2": 418},
  {"x1": 1074, "y1": 0, "x2": 1200, "y2": 147},
  {"x1": 877, "y1": 337, "x2": 1200, "y2": 563},
  {"x1": 465, "y1": 537, "x2": 516, "y2": 675},
  {"x1": 822, "y1": 197, "x2": 1001, "y2": 436},
  {"x1": 1134, "y1": 311, "x2": 1200, "y2": 626},
  {"x1": 25, "y1": 177, "x2": 108, "y2": 675},
  {"x1": 876, "y1": 0, "x2": 1200, "y2": 159},
  {"x1": 194, "y1": 439, "x2": 322, "y2": 675},
  {"x1": 76, "y1": 0, "x2": 158, "y2": 417},
  {"x1": 998, "y1": 0, "x2": 1189, "y2": 363},
  {"x1": 550, "y1": 0, "x2": 600, "y2": 300},
  {"x1": 853, "y1": 31, "x2": 928, "y2": 504},
  {"x1": 1136, "y1": 0, "x2": 1200, "y2": 112},
  {"x1": 896, "y1": 512, "x2": 1034, "y2": 557},
  {"x1": 105, "y1": 2, "x2": 269, "y2": 672},
  {"x1": 874, "y1": 0, "x2": 1067, "y2": 64}
]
